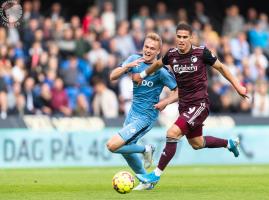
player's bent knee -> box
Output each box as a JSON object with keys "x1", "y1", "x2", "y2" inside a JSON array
[
  {"x1": 190, "y1": 143, "x2": 203, "y2": 150},
  {"x1": 167, "y1": 126, "x2": 183, "y2": 139},
  {"x1": 106, "y1": 141, "x2": 117, "y2": 152}
]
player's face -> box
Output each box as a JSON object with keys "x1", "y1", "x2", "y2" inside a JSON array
[
  {"x1": 176, "y1": 30, "x2": 192, "y2": 53},
  {"x1": 142, "y1": 38, "x2": 160, "y2": 62}
]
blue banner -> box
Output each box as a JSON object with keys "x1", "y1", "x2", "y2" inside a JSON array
[{"x1": 0, "y1": 126, "x2": 269, "y2": 168}]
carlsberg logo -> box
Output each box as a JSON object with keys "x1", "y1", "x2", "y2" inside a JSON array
[{"x1": 173, "y1": 64, "x2": 197, "y2": 74}]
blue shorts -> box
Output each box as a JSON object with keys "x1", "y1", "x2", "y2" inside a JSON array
[{"x1": 119, "y1": 115, "x2": 154, "y2": 144}]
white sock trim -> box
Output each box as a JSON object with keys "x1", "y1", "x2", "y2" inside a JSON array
[
  {"x1": 145, "y1": 145, "x2": 151, "y2": 152},
  {"x1": 154, "y1": 168, "x2": 163, "y2": 177}
]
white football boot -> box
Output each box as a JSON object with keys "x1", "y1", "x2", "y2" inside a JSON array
[
  {"x1": 133, "y1": 182, "x2": 154, "y2": 190},
  {"x1": 143, "y1": 145, "x2": 155, "y2": 169}
]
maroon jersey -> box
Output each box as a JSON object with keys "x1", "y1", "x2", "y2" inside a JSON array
[{"x1": 162, "y1": 46, "x2": 217, "y2": 111}]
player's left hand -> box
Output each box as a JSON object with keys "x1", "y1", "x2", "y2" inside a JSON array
[
  {"x1": 132, "y1": 73, "x2": 143, "y2": 85},
  {"x1": 154, "y1": 101, "x2": 168, "y2": 111},
  {"x1": 237, "y1": 86, "x2": 249, "y2": 99}
]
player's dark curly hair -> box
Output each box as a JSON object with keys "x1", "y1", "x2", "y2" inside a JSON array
[{"x1": 176, "y1": 23, "x2": 193, "y2": 34}]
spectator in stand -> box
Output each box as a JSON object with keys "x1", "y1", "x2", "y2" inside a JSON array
[
  {"x1": 252, "y1": 80, "x2": 269, "y2": 117},
  {"x1": 70, "y1": 15, "x2": 81, "y2": 30},
  {"x1": 153, "y1": 2, "x2": 171, "y2": 26},
  {"x1": 53, "y1": 18, "x2": 65, "y2": 41},
  {"x1": 114, "y1": 20, "x2": 136, "y2": 59},
  {"x1": 49, "y1": 2, "x2": 64, "y2": 22},
  {"x1": 87, "y1": 41, "x2": 109, "y2": 66},
  {"x1": 32, "y1": 0, "x2": 41, "y2": 20},
  {"x1": 144, "y1": 18, "x2": 156, "y2": 34},
  {"x1": 22, "y1": 1, "x2": 33, "y2": 27},
  {"x1": 92, "y1": 78, "x2": 118, "y2": 118},
  {"x1": 132, "y1": 5, "x2": 150, "y2": 29},
  {"x1": 176, "y1": 8, "x2": 189, "y2": 24},
  {"x1": 57, "y1": 27, "x2": 76, "y2": 58},
  {"x1": 22, "y1": 77, "x2": 36, "y2": 114},
  {"x1": 11, "y1": 58, "x2": 26, "y2": 83},
  {"x1": 245, "y1": 7, "x2": 258, "y2": 30},
  {"x1": 222, "y1": 5, "x2": 244, "y2": 38},
  {"x1": 34, "y1": 83, "x2": 52, "y2": 115},
  {"x1": 131, "y1": 20, "x2": 144, "y2": 51},
  {"x1": 101, "y1": 1, "x2": 116, "y2": 37},
  {"x1": 51, "y1": 77, "x2": 72, "y2": 116},
  {"x1": 248, "y1": 47, "x2": 268, "y2": 82},
  {"x1": 7, "y1": 82, "x2": 25, "y2": 116},
  {"x1": 23, "y1": 18, "x2": 39, "y2": 52},
  {"x1": 230, "y1": 32, "x2": 250, "y2": 66},
  {"x1": 248, "y1": 21, "x2": 269, "y2": 51},
  {"x1": 74, "y1": 28, "x2": 91, "y2": 58},
  {"x1": 202, "y1": 23, "x2": 220, "y2": 50},
  {"x1": 82, "y1": 5, "x2": 102, "y2": 35},
  {"x1": 193, "y1": 1, "x2": 209, "y2": 25},
  {"x1": 42, "y1": 18, "x2": 53, "y2": 41},
  {"x1": 159, "y1": 18, "x2": 176, "y2": 44},
  {"x1": 259, "y1": 13, "x2": 269, "y2": 32}
]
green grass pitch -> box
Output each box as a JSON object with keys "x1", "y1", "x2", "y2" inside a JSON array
[{"x1": 1, "y1": 165, "x2": 269, "y2": 200}]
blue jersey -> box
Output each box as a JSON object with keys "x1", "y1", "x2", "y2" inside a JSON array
[{"x1": 121, "y1": 54, "x2": 177, "y2": 121}]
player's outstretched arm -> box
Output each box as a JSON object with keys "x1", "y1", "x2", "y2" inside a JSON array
[
  {"x1": 132, "y1": 59, "x2": 164, "y2": 84},
  {"x1": 110, "y1": 58, "x2": 145, "y2": 81},
  {"x1": 212, "y1": 59, "x2": 248, "y2": 98},
  {"x1": 154, "y1": 88, "x2": 178, "y2": 111}
]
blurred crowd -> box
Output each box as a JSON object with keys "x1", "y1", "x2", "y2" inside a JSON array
[{"x1": 0, "y1": 0, "x2": 269, "y2": 120}]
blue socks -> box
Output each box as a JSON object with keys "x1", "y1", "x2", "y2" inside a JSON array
[
  {"x1": 113, "y1": 144, "x2": 146, "y2": 174},
  {"x1": 114, "y1": 144, "x2": 145, "y2": 154},
  {"x1": 122, "y1": 153, "x2": 146, "y2": 174}
]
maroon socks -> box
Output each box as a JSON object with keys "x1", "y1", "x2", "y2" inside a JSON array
[
  {"x1": 203, "y1": 136, "x2": 228, "y2": 148},
  {"x1": 157, "y1": 141, "x2": 177, "y2": 171}
]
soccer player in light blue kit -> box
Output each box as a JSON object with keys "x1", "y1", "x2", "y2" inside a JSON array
[{"x1": 106, "y1": 33, "x2": 177, "y2": 190}]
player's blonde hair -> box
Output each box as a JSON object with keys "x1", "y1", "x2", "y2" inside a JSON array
[{"x1": 145, "y1": 32, "x2": 162, "y2": 48}]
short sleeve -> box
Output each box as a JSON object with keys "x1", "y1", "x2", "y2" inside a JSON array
[
  {"x1": 161, "y1": 51, "x2": 169, "y2": 65},
  {"x1": 160, "y1": 68, "x2": 177, "y2": 90},
  {"x1": 203, "y1": 47, "x2": 217, "y2": 66}
]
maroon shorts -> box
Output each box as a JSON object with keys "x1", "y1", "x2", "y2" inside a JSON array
[{"x1": 174, "y1": 103, "x2": 209, "y2": 139}]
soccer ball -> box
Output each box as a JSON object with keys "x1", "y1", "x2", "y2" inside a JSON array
[{"x1": 112, "y1": 171, "x2": 135, "y2": 194}]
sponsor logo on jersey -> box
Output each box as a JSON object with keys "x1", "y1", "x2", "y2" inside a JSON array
[
  {"x1": 141, "y1": 80, "x2": 154, "y2": 87},
  {"x1": 173, "y1": 64, "x2": 197, "y2": 74}
]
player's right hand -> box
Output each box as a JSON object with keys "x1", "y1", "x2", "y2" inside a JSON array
[
  {"x1": 237, "y1": 85, "x2": 249, "y2": 99},
  {"x1": 132, "y1": 73, "x2": 143, "y2": 85}
]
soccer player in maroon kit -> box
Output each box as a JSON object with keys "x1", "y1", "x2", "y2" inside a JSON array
[{"x1": 132, "y1": 23, "x2": 248, "y2": 185}]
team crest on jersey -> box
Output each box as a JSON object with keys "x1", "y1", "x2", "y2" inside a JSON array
[
  {"x1": 191, "y1": 55, "x2": 198, "y2": 63},
  {"x1": 173, "y1": 58, "x2": 177, "y2": 63}
]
